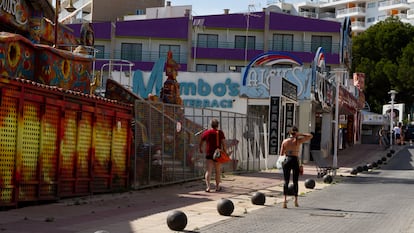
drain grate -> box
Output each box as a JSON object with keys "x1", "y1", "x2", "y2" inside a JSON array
[{"x1": 310, "y1": 213, "x2": 348, "y2": 218}]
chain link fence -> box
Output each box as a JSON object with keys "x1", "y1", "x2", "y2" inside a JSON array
[{"x1": 131, "y1": 99, "x2": 267, "y2": 188}]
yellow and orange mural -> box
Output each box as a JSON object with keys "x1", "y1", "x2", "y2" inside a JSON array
[
  {"x1": 0, "y1": 76, "x2": 133, "y2": 206},
  {"x1": 0, "y1": 0, "x2": 132, "y2": 207}
]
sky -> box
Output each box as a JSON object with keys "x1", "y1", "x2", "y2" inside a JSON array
[{"x1": 169, "y1": 0, "x2": 276, "y2": 16}]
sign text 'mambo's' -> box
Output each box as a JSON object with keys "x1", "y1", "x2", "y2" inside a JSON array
[{"x1": 181, "y1": 78, "x2": 239, "y2": 109}]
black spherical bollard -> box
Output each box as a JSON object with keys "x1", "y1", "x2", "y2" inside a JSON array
[
  {"x1": 362, "y1": 165, "x2": 368, "y2": 171},
  {"x1": 217, "y1": 198, "x2": 234, "y2": 216},
  {"x1": 390, "y1": 149, "x2": 395, "y2": 154},
  {"x1": 304, "y1": 179, "x2": 316, "y2": 189},
  {"x1": 387, "y1": 152, "x2": 392, "y2": 157},
  {"x1": 372, "y1": 162, "x2": 378, "y2": 168},
  {"x1": 377, "y1": 159, "x2": 383, "y2": 165},
  {"x1": 367, "y1": 163, "x2": 373, "y2": 170},
  {"x1": 166, "y1": 210, "x2": 187, "y2": 231},
  {"x1": 382, "y1": 156, "x2": 387, "y2": 161},
  {"x1": 350, "y1": 168, "x2": 358, "y2": 175},
  {"x1": 323, "y1": 174, "x2": 333, "y2": 184},
  {"x1": 287, "y1": 183, "x2": 295, "y2": 196},
  {"x1": 357, "y1": 166, "x2": 363, "y2": 173},
  {"x1": 251, "y1": 192, "x2": 266, "y2": 205}
]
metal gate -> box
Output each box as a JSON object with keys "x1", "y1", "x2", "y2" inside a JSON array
[{"x1": 131, "y1": 99, "x2": 266, "y2": 188}]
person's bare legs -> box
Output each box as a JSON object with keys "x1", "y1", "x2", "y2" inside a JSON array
[
  {"x1": 283, "y1": 195, "x2": 287, "y2": 208},
  {"x1": 205, "y1": 159, "x2": 214, "y2": 192},
  {"x1": 214, "y1": 162, "x2": 222, "y2": 191}
]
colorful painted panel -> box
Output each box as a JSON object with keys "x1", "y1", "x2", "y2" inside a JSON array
[
  {"x1": 93, "y1": 114, "x2": 113, "y2": 192},
  {"x1": 0, "y1": 76, "x2": 133, "y2": 206},
  {"x1": 0, "y1": 0, "x2": 30, "y2": 32},
  {"x1": 34, "y1": 44, "x2": 92, "y2": 93},
  {"x1": 60, "y1": 110, "x2": 77, "y2": 196},
  {"x1": 40, "y1": 105, "x2": 59, "y2": 198},
  {"x1": 0, "y1": 32, "x2": 35, "y2": 81},
  {"x1": 0, "y1": 93, "x2": 18, "y2": 206},
  {"x1": 19, "y1": 101, "x2": 41, "y2": 201}
]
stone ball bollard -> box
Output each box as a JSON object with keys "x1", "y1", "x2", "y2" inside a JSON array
[
  {"x1": 356, "y1": 166, "x2": 363, "y2": 173},
  {"x1": 377, "y1": 159, "x2": 383, "y2": 165},
  {"x1": 382, "y1": 156, "x2": 387, "y2": 161},
  {"x1": 372, "y1": 161, "x2": 378, "y2": 168},
  {"x1": 217, "y1": 198, "x2": 234, "y2": 216},
  {"x1": 166, "y1": 210, "x2": 187, "y2": 231},
  {"x1": 362, "y1": 165, "x2": 369, "y2": 171},
  {"x1": 323, "y1": 174, "x2": 333, "y2": 184},
  {"x1": 287, "y1": 183, "x2": 295, "y2": 196},
  {"x1": 367, "y1": 163, "x2": 373, "y2": 170},
  {"x1": 350, "y1": 168, "x2": 358, "y2": 175},
  {"x1": 251, "y1": 192, "x2": 266, "y2": 205},
  {"x1": 387, "y1": 152, "x2": 392, "y2": 158},
  {"x1": 304, "y1": 179, "x2": 316, "y2": 189},
  {"x1": 390, "y1": 149, "x2": 395, "y2": 154}
]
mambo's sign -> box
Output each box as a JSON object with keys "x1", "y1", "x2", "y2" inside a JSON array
[
  {"x1": 180, "y1": 78, "x2": 239, "y2": 108},
  {"x1": 133, "y1": 70, "x2": 241, "y2": 109}
]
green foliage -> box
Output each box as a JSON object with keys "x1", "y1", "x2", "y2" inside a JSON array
[{"x1": 352, "y1": 17, "x2": 414, "y2": 114}]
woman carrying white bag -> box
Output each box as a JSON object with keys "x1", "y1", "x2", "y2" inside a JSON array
[{"x1": 279, "y1": 126, "x2": 313, "y2": 208}]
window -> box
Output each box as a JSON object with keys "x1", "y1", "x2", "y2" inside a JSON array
[
  {"x1": 367, "y1": 17, "x2": 375, "y2": 23},
  {"x1": 272, "y1": 64, "x2": 292, "y2": 68},
  {"x1": 121, "y1": 43, "x2": 142, "y2": 61},
  {"x1": 196, "y1": 64, "x2": 217, "y2": 72},
  {"x1": 229, "y1": 65, "x2": 244, "y2": 72},
  {"x1": 273, "y1": 34, "x2": 293, "y2": 51},
  {"x1": 94, "y1": 45, "x2": 105, "y2": 59},
  {"x1": 197, "y1": 34, "x2": 218, "y2": 48},
  {"x1": 311, "y1": 35, "x2": 332, "y2": 53},
  {"x1": 136, "y1": 9, "x2": 145, "y2": 15},
  {"x1": 367, "y1": 2, "x2": 376, "y2": 8},
  {"x1": 235, "y1": 35, "x2": 256, "y2": 49},
  {"x1": 160, "y1": 44, "x2": 180, "y2": 62}
]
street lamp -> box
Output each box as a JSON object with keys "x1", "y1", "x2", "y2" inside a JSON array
[
  {"x1": 54, "y1": 0, "x2": 77, "y2": 47},
  {"x1": 244, "y1": 4, "x2": 260, "y2": 65},
  {"x1": 388, "y1": 90, "x2": 397, "y2": 150},
  {"x1": 329, "y1": 68, "x2": 347, "y2": 176},
  {"x1": 192, "y1": 18, "x2": 204, "y2": 72}
]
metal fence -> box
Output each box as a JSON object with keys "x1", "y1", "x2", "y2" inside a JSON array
[{"x1": 131, "y1": 99, "x2": 266, "y2": 188}]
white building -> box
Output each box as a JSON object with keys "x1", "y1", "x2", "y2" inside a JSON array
[{"x1": 268, "y1": 0, "x2": 414, "y2": 34}]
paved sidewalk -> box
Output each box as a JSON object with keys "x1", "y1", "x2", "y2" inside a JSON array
[{"x1": 0, "y1": 144, "x2": 402, "y2": 233}]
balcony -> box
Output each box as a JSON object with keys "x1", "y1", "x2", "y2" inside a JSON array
[
  {"x1": 351, "y1": 21, "x2": 366, "y2": 32},
  {"x1": 336, "y1": 7, "x2": 366, "y2": 18},
  {"x1": 407, "y1": 9, "x2": 414, "y2": 18},
  {"x1": 93, "y1": 39, "x2": 340, "y2": 71},
  {"x1": 298, "y1": 11, "x2": 319, "y2": 18},
  {"x1": 319, "y1": 12, "x2": 337, "y2": 19},
  {"x1": 378, "y1": 0, "x2": 410, "y2": 11}
]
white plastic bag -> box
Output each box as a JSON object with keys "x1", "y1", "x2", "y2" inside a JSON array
[{"x1": 276, "y1": 155, "x2": 287, "y2": 169}]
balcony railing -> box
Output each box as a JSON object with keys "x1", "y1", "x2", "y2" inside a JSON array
[
  {"x1": 94, "y1": 40, "x2": 340, "y2": 63},
  {"x1": 194, "y1": 40, "x2": 265, "y2": 51},
  {"x1": 336, "y1": 7, "x2": 366, "y2": 17},
  {"x1": 378, "y1": 0, "x2": 410, "y2": 10},
  {"x1": 298, "y1": 11, "x2": 319, "y2": 18}
]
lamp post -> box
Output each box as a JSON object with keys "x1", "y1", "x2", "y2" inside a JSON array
[
  {"x1": 244, "y1": 4, "x2": 260, "y2": 65},
  {"x1": 54, "y1": 0, "x2": 77, "y2": 47},
  {"x1": 330, "y1": 68, "x2": 347, "y2": 176},
  {"x1": 388, "y1": 90, "x2": 397, "y2": 150},
  {"x1": 192, "y1": 18, "x2": 204, "y2": 72}
]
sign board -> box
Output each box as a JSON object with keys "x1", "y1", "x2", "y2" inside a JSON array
[{"x1": 268, "y1": 96, "x2": 280, "y2": 155}]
